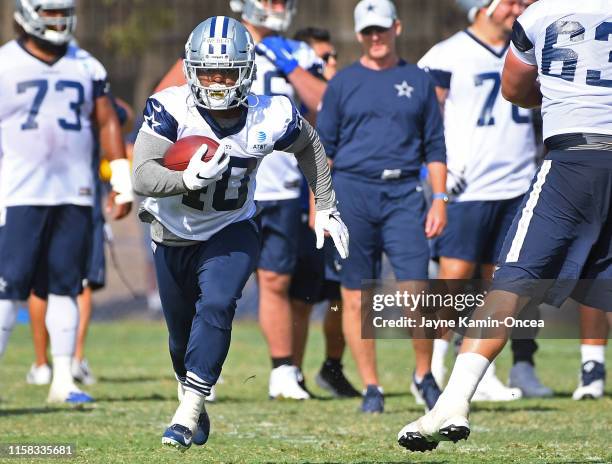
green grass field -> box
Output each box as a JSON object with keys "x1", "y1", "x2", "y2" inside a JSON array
[{"x1": 0, "y1": 321, "x2": 610, "y2": 463}]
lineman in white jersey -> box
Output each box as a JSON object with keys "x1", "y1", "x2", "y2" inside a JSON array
[
  {"x1": 231, "y1": 0, "x2": 328, "y2": 400},
  {"x1": 131, "y1": 17, "x2": 348, "y2": 451},
  {"x1": 418, "y1": 0, "x2": 551, "y2": 401},
  {"x1": 0, "y1": 0, "x2": 133, "y2": 404},
  {"x1": 398, "y1": 0, "x2": 612, "y2": 452}
]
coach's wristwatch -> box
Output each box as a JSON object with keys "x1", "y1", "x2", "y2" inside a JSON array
[{"x1": 432, "y1": 193, "x2": 449, "y2": 203}]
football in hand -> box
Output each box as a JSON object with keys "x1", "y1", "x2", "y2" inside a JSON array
[{"x1": 162, "y1": 135, "x2": 220, "y2": 171}]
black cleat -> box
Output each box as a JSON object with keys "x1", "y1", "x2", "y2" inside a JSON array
[
  {"x1": 398, "y1": 431, "x2": 439, "y2": 452},
  {"x1": 439, "y1": 424, "x2": 470, "y2": 443},
  {"x1": 316, "y1": 360, "x2": 361, "y2": 398}
]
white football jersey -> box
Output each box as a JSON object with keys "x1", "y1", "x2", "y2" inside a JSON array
[
  {"x1": 0, "y1": 40, "x2": 107, "y2": 208},
  {"x1": 139, "y1": 85, "x2": 302, "y2": 241},
  {"x1": 511, "y1": 0, "x2": 612, "y2": 140},
  {"x1": 419, "y1": 31, "x2": 536, "y2": 202},
  {"x1": 252, "y1": 39, "x2": 323, "y2": 201}
]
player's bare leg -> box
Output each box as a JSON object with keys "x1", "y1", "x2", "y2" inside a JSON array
[
  {"x1": 573, "y1": 305, "x2": 609, "y2": 400},
  {"x1": 342, "y1": 287, "x2": 382, "y2": 412},
  {"x1": 316, "y1": 301, "x2": 360, "y2": 398},
  {"x1": 436, "y1": 258, "x2": 523, "y2": 401},
  {"x1": 73, "y1": 286, "x2": 96, "y2": 385},
  {"x1": 431, "y1": 258, "x2": 477, "y2": 386},
  {"x1": 75, "y1": 287, "x2": 92, "y2": 362},
  {"x1": 259, "y1": 270, "x2": 308, "y2": 400},
  {"x1": 259, "y1": 270, "x2": 293, "y2": 358},
  {"x1": 342, "y1": 288, "x2": 378, "y2": 385},
  {"x1": 0, "y1": 300, "x2": 18, "y2": 360},
  {"x1": 26, "y1": 293, "x2": 52, "y2": 385},
  {"x1": 290, "y1": 299, "x2": 312, "y2": 370},
  {"x1": 323, "y1": 301, "x2": 345, "y2": 360}
]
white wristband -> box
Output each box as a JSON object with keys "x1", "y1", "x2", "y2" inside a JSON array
[{"x1": 109, "y1": 158, "x2": 134, "y2": 205}]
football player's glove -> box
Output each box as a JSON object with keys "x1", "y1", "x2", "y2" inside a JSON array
[
  {"x1": 182, "y1": 144, "x2": 229, "y2": 191},
  {"x1": 446, "y1": 169, "x2": 467, "y2": 198},
  {"x1": 255, "y1": 36, "x2": 299, "y2": 75},
  {"x1": 314, "y1": 206, "x2": 349, "y2": 259},
  {"x1": 109, "y1": 159, "x2": 134, "y2": 205}
]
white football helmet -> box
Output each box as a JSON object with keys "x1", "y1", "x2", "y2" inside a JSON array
[
  {"x1": 456, "y1": 0, "x2": 501, "y2": 22},
  {"x1": 230, "y1": 0, "x2": 297, "y2": 32},
  {"x1": 14, "y1": 0, "x2": 76, "y2": 45},
  {"x1": 183, "y1": 16, "x2": 256, "y2": 110}
]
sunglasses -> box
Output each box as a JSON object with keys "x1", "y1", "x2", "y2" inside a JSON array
[
  {"x1": 321, "y1": 51, "x2": 338, "y2": 63},
  {"x1": 360, "y1": 25, "x2": 391, "y2": 36}
]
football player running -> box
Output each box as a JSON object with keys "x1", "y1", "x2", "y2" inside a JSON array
[
  {"x1": 131, "y1": 17, "x2": 348, "y2": 451},
  {"x1": 419, "y1": 0, "x2": 552, "y2": 400},
  {"x1": 398, "y1": 0, "x2": 612, "y2": 452},
  {"x1": 0, "y1": 0, "x2": 133, "y2": 404}
]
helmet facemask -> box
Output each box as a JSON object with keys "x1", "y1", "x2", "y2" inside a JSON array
[
  {"x1": 184, "y1": 60, "x2": 256, "y2": 110},
  {"x1": 14, "y1": 0, "x2": 77, "y2": 46},
  {"x1": 183, "y1": 17, "x2": 256, "y2": 111}
]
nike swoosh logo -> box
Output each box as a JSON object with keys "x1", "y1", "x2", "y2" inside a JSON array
[{"x1": 152, "y1": 102, "x2": 162, "y2": 112}]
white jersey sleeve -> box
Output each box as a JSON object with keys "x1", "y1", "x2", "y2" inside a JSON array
[
  {"x1": 140, "y1": 90, "x2": 303, "y2": 241},
  {"x1": 511, "y1": 0, "x2": 612, "y2": 139},
  {"x1": 418, "y1": 31, "x2": 537, "y2": 202},
  {"x1": 251, "y1": 39, "x2": 321, "y2": 201},
  {"x1": 418, "y1": 43, "x2": 452, "y2": 90},
  {"x1": 0, "y1": 41, "x2": 108, "y2": 208}
]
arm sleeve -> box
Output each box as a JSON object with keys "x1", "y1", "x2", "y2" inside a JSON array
[
  {"x1": 132, "y1": 130, "x2": 188, "y2": 197},
  {"x1": 287, "y1": 118, "x2": 336, "y2": 211},
  {"x1": 315, "y1": 80, "x2": 341, "y2": 159},
  {"x1": 510, "y1": 19, "x2": 537, "y2": 66},
  {"x1": 421, "y1": 78, "x2": 447, "y2": 164}
]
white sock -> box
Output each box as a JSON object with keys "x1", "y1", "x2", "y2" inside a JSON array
[
  {"x1": 437, "y1": 353, "x2": 490, "y2": 406},
  {"x1": 171, "y1": 390, "x2": 206, "y2": 432},
  {"x1": 581, "y1": 344, "x2": 606, "y2": 365},
  {"x1": 481, "y1": 360, "x2": 497, "y2": 380},
  {"x1": 0, "y1": 300, "x2": 18, "y2": 357},
  {"x1": 46, "y1": 294, "x2": 78, "y2": 357},
  {"x1": 432, "y1": 339, "x2": 450, "y2": 367},
  {"x1": 50, "y1": 355, "x2": 77, "y2": 392}
]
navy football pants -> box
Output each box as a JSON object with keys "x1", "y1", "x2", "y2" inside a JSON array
[{"x1": 153, "y1": 219, "x2": 260, "y2": 387}]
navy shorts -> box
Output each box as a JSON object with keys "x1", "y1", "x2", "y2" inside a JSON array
[
  {"x1": 333, "y1": 173, "x2": 429, "y2": 290},
  {"x1": 84, "y1": 194, "x2": 106, "y2": 290},
  {"x1": 154, "y1": 219, "x2": 260, "y2": 383},
  {"x1": 257, "y1": 198, "x2": 301, "y2": 274},
  {"x1": 494, "y1": 150, "x2": 612, "y2": 310},
  {"x1": 0, "y1": 205, "x2": 92, "y2": 300},
  {"x1": 289, "y1": 216, "x2": 341, "y2": 303},
  {"x1": 432, "y1": 195, "x2": 525, "y2": 264}
]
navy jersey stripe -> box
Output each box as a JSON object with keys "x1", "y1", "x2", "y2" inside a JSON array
[
  {"x1": 92, "y1": 79, "x2": 108, "y2": 98},
  {"x1": 143, "y1": 98, "x2": 179, "y2": 142},
  {"x1": 274, "y1": 104, "x2": 302, "y2": 151},
  {"x1": 426, "y1": 69, "x2": 452, "y2": 89},
  {"x1": 511, "y1": 21, "x2": 534, "y2": 53}
]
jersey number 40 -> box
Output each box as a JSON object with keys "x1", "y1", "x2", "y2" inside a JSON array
[{"x1": 182, "y1": 157, "x2": 258, "y2": 212}]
